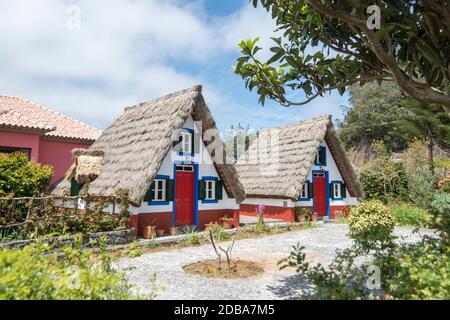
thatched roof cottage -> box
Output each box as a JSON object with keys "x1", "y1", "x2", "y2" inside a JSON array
[
  {"x1": 235, "y1": 115, "x2": 363, "y2": 222},
  {"x1": 53, "y1": 85, "x2": 245, "y2": 236}
]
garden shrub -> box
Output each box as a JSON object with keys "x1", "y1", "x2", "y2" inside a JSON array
[
  {"x1": 127, "y1": 241, "x2": 142, "y2": 258},
  {"x1": 408, "y1": 167, "x2": 436, "y2": 210},
  {"x1": 359, "y1": 160, "x2": 408, "y2": 202},
  {"x1": 0, "y1": 237, "x2": 148, "y2": 299},
  {"x1": 204, "y1": 222, "x2": 230, "y2": 242},
  {"x1": 381, "y1": 238, "x2": 450, "y2": 300},
  {"x1": 0, "y1": 152, "x2": 53, "y2": 197},
  {"x1": 429, "y1": 192, "x2": 450, "y2": 239},
  {"x1": 0, "y1": 195, "x2": 130, "y2": 241},
  {"x1": 281, "y1": 197, "x2": 450, "y2": 300},
  {"x1": 388, "y1": 204, "x2": 429, "y2": 227},
  {"x1": 348, "y1": 200, "x2": 395, "y2": 242},
  {"x1": 180, "y1": 231, "x2": 202, "y2": 247}
]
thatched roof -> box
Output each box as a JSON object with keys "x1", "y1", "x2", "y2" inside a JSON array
[
  {"x1": 235, "y1": 115, "x2": 363, "y2": 200},
  {"x1": 52, "y1": 85, "x2": 245, "y2": 205}
]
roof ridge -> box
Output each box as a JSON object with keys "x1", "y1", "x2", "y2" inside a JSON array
[
  {"x1": 263, "y1": 115, "x2": 332, "y2": 132},
  {"x1": 124, "y1": 84, "x2": 202, "y2": 112}
]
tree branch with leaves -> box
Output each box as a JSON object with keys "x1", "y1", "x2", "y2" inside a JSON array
[{"x1": 234, "y1": 0, "x2": 450, "y2": 114}]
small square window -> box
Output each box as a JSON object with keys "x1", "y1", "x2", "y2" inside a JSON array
[
  {"x1": 205, "y1": 180, "x2": 215, "y2": 200},
  {"x1": 153, "y1": 179, "x2": 166, "y2": 201}
]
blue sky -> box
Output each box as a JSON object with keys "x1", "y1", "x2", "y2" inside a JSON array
[{"x1": 0, "y1": 0, "x2": 348, "y2": 133}]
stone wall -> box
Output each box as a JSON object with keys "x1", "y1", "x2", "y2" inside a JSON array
[{"x1": 0, "y1": 228, "x2": 135, "y2": 250}]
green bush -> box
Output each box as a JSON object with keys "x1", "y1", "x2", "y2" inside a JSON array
[
  {"x1": 127, "y1": 241, "x2": 142, "y2": 258},
  {"x1": 180, "y1": 231, "x2": 202, "y2": 247},
  {"x1": 382, "y1": 238, "x2": 450, "y2": 299},
  {"x1": 0, "y1": 196, "x2": 129, "y2": 241},
  {"x1": 0, "y1": 238, "x2": 147, "y2": 299},
  {"x1": 429, "y1": 192, "x2": 450, "y2": 237},
  {"x1": 408, "y1": 167, "x2": 436, "y2": 209},
  {"x1": 348, "y1": 200, "x2": 395, "y2": 242},
  {"x1": 359, "y1": 160, "x2": 408, "y2": 202},
  {"x1": 204, "y1": 223, "x2": 230, "y2": 242},
  {"x1": 0, "y1": 152, "x2": 53, "y2": 197},
  {"x1": 388, "y1": 204, "x2": 429, "y2": 227}
]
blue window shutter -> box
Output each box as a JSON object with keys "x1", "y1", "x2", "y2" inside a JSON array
[
  {"x1": 144, "y1": 181, "x2": 155, "y2": 202},
  {"x1": 341, "y1": 183, "x2": 347, "y2": 198},
  {"x1": 307, "y1": 182, "x2": 313, "y2": 199},
  {"x1": 166, "y1": 179, "x2": 174, "y2": 201},
  {"x1": 329, "y1": 183, "x2": 335, "y2": 200},
  {"x1": 215, "y1": 180, "x2": 223, "y2": 200},
  {"x1": 198, "y1": 179, "x2": 206, "y2": 200},
  {"x1": 70, "y1": 178, "x2": 80, "y2": 196}
]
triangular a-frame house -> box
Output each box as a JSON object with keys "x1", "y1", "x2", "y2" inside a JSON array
[
  {"x1": 235, "y1": 115, "x2": 363, "y2": 222},
  {"x1": 53, "y1": 85, "x2": 244, "y2": 235}
]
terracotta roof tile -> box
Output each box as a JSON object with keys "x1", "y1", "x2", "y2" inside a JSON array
[{"x1": 0, "y1": 95, "x2": 101, "y2": 141}]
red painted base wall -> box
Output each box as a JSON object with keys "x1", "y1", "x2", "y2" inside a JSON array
[
  {"x1": 239, "y1": 204, "x2": 353, "y2": 222},
  {"x1": 129, "y1": 209, "x2": 239, "y2": 237},
  {"x1": 239, "y1": 204, "x2": 296, "y2": 222}
]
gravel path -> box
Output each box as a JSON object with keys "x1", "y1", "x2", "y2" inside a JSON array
[{"x1": 115, "y1": 223, "x2": 434, "y2": 300}]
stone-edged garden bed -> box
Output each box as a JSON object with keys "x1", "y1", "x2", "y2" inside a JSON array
[{"x1": 0, "y1": 228, "x2": 135, "y2": 250}]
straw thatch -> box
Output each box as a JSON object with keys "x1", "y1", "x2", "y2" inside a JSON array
[
  {"x1": 235, "y1": 115, "x2": 363, "y2": 200},
  {"x1": 52, "y1": 85, "x2": 245, "y2": 205},
  {"x1": 72, "y1": 149, "x2": 104, "y2": 184}
]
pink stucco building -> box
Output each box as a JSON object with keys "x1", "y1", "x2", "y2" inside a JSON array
[{"x1": 0, "y1": 95, "x2": 101, "y2": 186}]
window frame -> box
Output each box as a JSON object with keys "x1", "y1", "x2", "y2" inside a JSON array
[
  {"x1": 331, "y1": 181, "x2": 345, "y2": 200},
  {"x1": 201, "y1": 176, "x2": 219, "y2": 204},
  {"x1": 205, "y1": 180, "x2": 215, "y2": 200},
  {"x1": 153, "y1": 178, "x2": 166, "y2": 202},
  {"x1": 298, "y1": 180, "x2": 311, "y2": 201},
  {"x1": 314, "y1": 146, "x2": 327, "y2": 166},
  {"x1": 178, "y1": 128, "x2": 194, "y2": 156}
]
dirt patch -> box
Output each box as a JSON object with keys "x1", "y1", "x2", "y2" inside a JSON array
[{"x1": 183, "y1": 259, "x2": 264, "y2": 279}]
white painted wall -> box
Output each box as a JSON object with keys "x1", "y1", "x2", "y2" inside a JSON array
[
  {"x1": 137, "y1": 116, "x2": 235, "y2": 214},
  {"x1": 241, "y1": 197, "x2": 296, "y2": 208}
]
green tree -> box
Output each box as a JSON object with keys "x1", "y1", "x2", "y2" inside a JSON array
[
  {"x1": 338, "y1": 81, "x2": 409, "y2": 152},
  {"x1": 395, "y1": 101, "x2": 450, "y2": 173},
  {"x1": 235, "y1": 1, "x2": 450, "y2": 114}
]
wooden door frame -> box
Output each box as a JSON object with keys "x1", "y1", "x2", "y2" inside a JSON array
[
  {"x1": 312, "y1": 170, "x2": 330, "y2": 219},
  {"x1": 172, "y1": 161, "x2": 199, "y2": 230}
]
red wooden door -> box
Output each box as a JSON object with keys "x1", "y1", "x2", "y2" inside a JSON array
[
  {"x1": 175, "y1": 169, "x2": 194, "y2": 225},
  {"x1": 313, "y1": 173, "x2": 327, "y2": 216}
]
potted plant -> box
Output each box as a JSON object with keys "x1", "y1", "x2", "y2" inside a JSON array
[
  {"x1": 220, "y1": 215, "x2": 233, "y2": 229},
  {"x1": 143, "y1": 225, "x2": 156, "y2": 239},
  {"x1": 156, "y1": 229, "x2": 165, "y2": 237},
  {"x1": 295, "y1": 207, "x2": 310, "y2": 223},
  {"x1": 170, "y1": 226, "x2": 177, "y2": 236}
]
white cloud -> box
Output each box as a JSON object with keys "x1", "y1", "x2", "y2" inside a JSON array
[{"x1": 0, "y1": 0, "x2": 344, "y2": 133}]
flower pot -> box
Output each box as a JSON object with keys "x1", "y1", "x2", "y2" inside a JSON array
[
  {"x1": 297, "y1": 215, "x2": 306, "y2": 223},
  {"x1": 311, "y1": 215, "x2": 318, "y2": 222},
  {"x1": 170, "y1": 226, "x2": 177, "y2": 236},
  {"x1": 143, "y1": 225, "x2": 156, "y2": 239},
  {"x1": 156, "y1": 229, "x2": 165, "y2": 237},
  {"x1": 221, "y1": 218, "x2": 233, "y2": 229}
]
